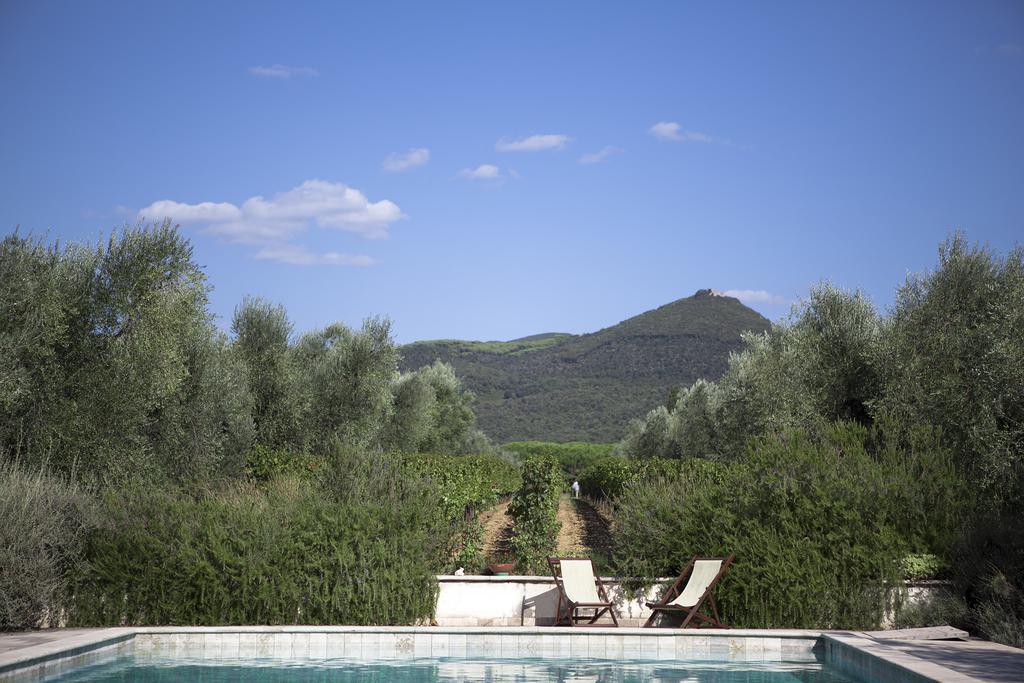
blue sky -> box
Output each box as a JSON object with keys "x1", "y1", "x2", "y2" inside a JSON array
[{"x1": 2, "y1": 1, "x2": 1022, "y2": 343}]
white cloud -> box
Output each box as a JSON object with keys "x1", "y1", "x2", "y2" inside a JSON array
[
  {"x1": 649, "y1": 121, "x2": 714, "y2": 143},
  {"x1": 253, "y1": 244, "x2": 376, "y2": 267},
  {"x1": 579, "y1": 146, "x2": 622, "y2": 165},
  {"x1": 248, "y1": 64, "x2": 319, "y2": 79},
  {"x1": 140, "y1": 200, "x2": 242, "y2": 223},
  {"x1": 723, "y1": 289, "x2": 790, "y2": 305},
  {"x1": 138, "y1": 179, "x2": 403, "y2": 266},
  {"x1": 458, "y1": 164, "x2": 501, "y2": 180},
  {"x1": 383, "y1": 148, "x2": 430, "y2": 172},
  {"x1": 495, "y1": 134, "x2": 571, "y2": 152},
  {"x1": 650, "y1": 122, "x2": 682, "y2": 141}
]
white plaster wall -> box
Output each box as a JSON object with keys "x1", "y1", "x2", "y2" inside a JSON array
[
  {"x1": 881, "y1": 581, "x2": 953, "y2": 629},
  {"x1": 434, "y1": 576, "x2": 669, "y2": 627},
  {"x1": 435, "y1": 577, "x2": 952, "y2": 628}
]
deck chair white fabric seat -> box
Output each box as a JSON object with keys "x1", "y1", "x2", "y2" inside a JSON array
[
  {"x1": 548, "y1": 557, "x2": 619, "y2": 627},
  {"x1": 644, "y1": 555, "x2": 734, "y2": 628}
]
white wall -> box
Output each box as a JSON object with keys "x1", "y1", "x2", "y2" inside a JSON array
[
  {"x1": 435, "y1": 576, "x2": 669, "y2": 627},
  {"x1": 435, "y1": 576, "x2": 952, "y2": 629}
]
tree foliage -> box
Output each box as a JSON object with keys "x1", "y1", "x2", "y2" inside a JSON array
[
  {"x1": 384, "y1": 361, "x2": 483, "y2": 455},
  {"x1": 0, "y1": 225, "x2": 489, "y2": 486},
  {"x1": 231, "y1": 297, "x2": 298, "y2": 451},
  {"x1": 614, "y1": 232, "x2": 1024, "y2": 642},
  {"x1": 876, "y1": 234, "x2": 1024, "y2": 505},
  {"x1": 620, "y1": 283, "x2": 883, "y2": 462},
  {"x1": 0, "y1": 224, "x2": 252, "y2": 481}
]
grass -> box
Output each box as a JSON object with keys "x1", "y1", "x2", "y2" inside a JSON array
[{"x1": 403, "y1": 334, "x2": 574, "y2": 356}]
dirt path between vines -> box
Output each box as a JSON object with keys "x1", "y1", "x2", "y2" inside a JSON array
[
  {"x1": 477, "y1": 495, "x2": 614, "y2": 568},
  {"x1": 555, "y1": 495, "x2": 613, "y2": 559},
  {"x1": 478, "y1": 498, "x2": 514, "y2": 561}
]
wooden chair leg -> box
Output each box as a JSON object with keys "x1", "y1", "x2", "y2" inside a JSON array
[
  {"x1": 709, "y1": 596, "x2": 727, "y2": 628},
  {"x1": 679, "y1": 607, "x2": 697, "y2": 628}
]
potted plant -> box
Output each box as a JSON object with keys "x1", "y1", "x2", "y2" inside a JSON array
[{"x1": 487, "y1": 554, "x2": 517, "y2": 576}]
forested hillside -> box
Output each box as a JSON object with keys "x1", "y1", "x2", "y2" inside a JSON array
[{"x1": 400, "y1": 290, "x2": 771, "y2": 442}]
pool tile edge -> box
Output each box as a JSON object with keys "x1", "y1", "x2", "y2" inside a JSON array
[{"x1": 824, "y1": 633, "x2": 983, "y2": 683}]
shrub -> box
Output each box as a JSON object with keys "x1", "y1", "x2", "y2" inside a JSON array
[
  {"x1": 70, "y1": 475, "x2": 439, "y2": 626},
  {"x1": 971, "y1": 572, "x2": 1024, "y2": 649},
  {"x1": 951, "y1": 509, "x2": 1024, "y2": 647},
  {"x1": 508, "y1": 455, "x2": 563, "y2": 573},
  {"x1": 613, "y1": 423, "x2": 960, "y2": 629},
  {"x1": 899, "y1": 554, "x2": 948, "y2": 581},
  {"x1": 503, "y1": 441, "x2": 615, "y2": 482},
  {"x1": 244, "y1": 444, "x2": 322, "y2": 483},
  {"x1": 0, "y1": 462, "x2": 94, "y2": 630},
  {"x1": 403, "y1": 453, "x2": 521, "y2": 522},
  {"x1": 892, "y1": 590, "x2": 969, "y2": 630},
  {"x1": 579, "y1": 456, "x2": 731, "y2": 501},
  {"x1": 402, "y1": 453, "x2": 519, "y2": 574},
  {"x1": 578, "y1": 456, "x2": 634, "y2": 500}
]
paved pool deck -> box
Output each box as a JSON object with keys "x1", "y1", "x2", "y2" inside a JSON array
[
  {"x1": 857, "y1": 635, "x2": 1024, "y2": 683},
  {"x1": 1, "y1": 626, "x2": 1022, "y2": 682}
]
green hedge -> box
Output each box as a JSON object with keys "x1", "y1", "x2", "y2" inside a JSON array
[
  {"x1": 503, "y1": 441, "x2": 614, "y2": 482},
  {"x1": 612, "y1": 422, "x2": 963, "y2": 629},
  {"x1": 579, "y1": 456, "x2": 731, "y2": 501},
  {"x1": 39, "y1": 450, "x2": 520, "y2": 626},
  {"x1": 508, "y1": 455, "x2": 563, "y2": 573},
  {"x1": 70, "y1": 479, "x2": 439, "y2": 626}
]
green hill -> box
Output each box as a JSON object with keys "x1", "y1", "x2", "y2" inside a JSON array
[{"x1": 399, "y1": 290, "x2": 772, "y2": 442}]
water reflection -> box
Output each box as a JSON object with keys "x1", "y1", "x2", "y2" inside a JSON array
[{"x1": 52, "y1": 656, "x2": 856, "y2": 682}]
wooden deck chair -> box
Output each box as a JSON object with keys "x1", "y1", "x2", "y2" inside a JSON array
[
  {"x1": 548, "y1": 557, "x2": 619, "y2": 627},
  {"x1": 643, "y1": 555, "x2": 734, "y2": 628}
]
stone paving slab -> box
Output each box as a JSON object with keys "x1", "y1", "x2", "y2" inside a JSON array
[
  {"x1": 871, "y1": 636, "x2": 1024, "y2": 683},
  {"x1": 0, "y1": 628, "x2": 134, "y2": 679},
  {"x1": 0, "y1": 630, "x2": 111, "y2": 658},
  {"x1": 825, "y1": 631, "x2": 1024, "y2": 683}
]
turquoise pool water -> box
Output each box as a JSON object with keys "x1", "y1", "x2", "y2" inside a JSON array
[{"x1": 50, "y1": 655, "x2": 865, "y2": 682}]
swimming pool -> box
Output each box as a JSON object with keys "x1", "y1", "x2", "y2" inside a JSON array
[
  {"x1": 45, "y1": 654, "x2": 865, "y2": 682},
  {"x1": 0, "y1": 627, "x2": 938, "y2": 682}
]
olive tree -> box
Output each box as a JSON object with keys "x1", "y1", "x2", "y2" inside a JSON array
[
  {"x1": 231, "y1": 297, "x2": 299, "y2": 450},
  {"x1": 620, "y1": 284, "x2": 882, "y2": 461},
  {"x1": 0, "y1": 223, "x2": 228, "y2": 481},
  {"x1": 383, "y1": 370, "x2": 435, "y2": 453},
  {"x1": 293, "y1": 317, "x2": 398, "y2": 449},
  {"x1": 384, "y1": 361, "x2": 481, "y2": 454},
  {"x1": 876, "y1": 233, "x2": 1024, "y2": 505}
]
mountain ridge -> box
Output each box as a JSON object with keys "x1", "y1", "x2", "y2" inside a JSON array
[{"x1": 399, "y1": 290, "x2": 771, "y2": 442}]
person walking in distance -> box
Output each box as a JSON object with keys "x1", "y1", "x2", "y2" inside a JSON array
[{"x1": 571, "y1": 478, "x2": 580, "y2": 499}]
